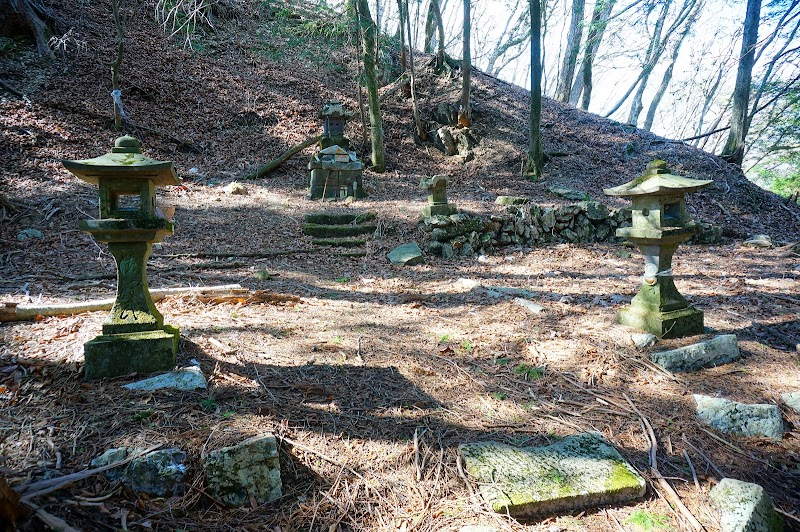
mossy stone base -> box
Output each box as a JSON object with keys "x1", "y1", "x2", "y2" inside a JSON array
[
  {"x1": 618, "y1": 304, "x2": 703, "y2": 339},
  {"x1": 84, "y1": 325, "x2": 179, "y2": 380},
  {"x1": 302, "y1": 223, "x2": 376, "y2": 238},
  {"x1": 459, "y1": 433, "x2": 645, "y2": 517},
  {"x1": 422, "y1": 204, "x2": 458, "y2": 217}
]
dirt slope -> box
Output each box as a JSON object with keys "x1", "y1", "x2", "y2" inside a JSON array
[{"x1": 1, "y1": 1, "x2": 799, "y2": 531}]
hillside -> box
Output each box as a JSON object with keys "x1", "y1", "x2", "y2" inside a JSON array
[{"x1": 1, "y1": 1, "x2": 799, "y2": 531}]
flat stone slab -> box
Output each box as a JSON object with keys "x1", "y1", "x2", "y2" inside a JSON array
[
  {"x1": 781, "y1": 392, "x2": 800, "y2": 415},
  {"x1": 495, "y1": 196, "x2": 529, "y2": 205},
  {"x1": 459, "y1": 433, "x2": 645, "y2": 517},
  {"x1": 513, "y1": 297, "x2": 545, "y2": 314},
  {"x1": 90, "y1": 447, "x2": 187, "y2": 496},
  {"x1": 694, "y1": 394, "x2": 784, "y2": 439},
  {"x1": 203, "y1": 433, "x2": 282, "y2": 507},
  {"x1": 709, "y1": 478, "x2": 784, "y2": 532},
  {"x1": 123, "y1": 366, "x2": 207, "y2": 391},
  {"x1": 388, "y1": 243, "x2": 425, "y2": 266},
  {"x1": 650, "y1": 334, "x2": 740, "y2": 372}
]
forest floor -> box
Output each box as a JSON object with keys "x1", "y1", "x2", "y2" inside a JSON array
[{"x1": 1, "y1": 1, "x2": 799, "y2": 530}]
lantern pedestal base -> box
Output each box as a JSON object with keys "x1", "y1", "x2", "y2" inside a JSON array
[
  {"x1": 617, "y1": 304, "x2": 703, "y2": 339},
  {"x1": 83, "y1": 325, "x2": 179, "y2": 380},
  {"x1": 422, "y1": 204, "x2": 458, "y2": 217}
]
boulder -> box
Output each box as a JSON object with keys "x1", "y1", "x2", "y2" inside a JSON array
[
  {"x1": 709, "y1": 478, "x2": 784, "y2": 532},
  {"x1": 582, "y1": 201, "x2": 609, "y2": 221},
  {"x1": 126, "y1": 448, "x2": 187, "y2": 497},
  {"x1": 631, "y1": 333, "x2": 657, "y2": 350},
  {"x1": 650, "y1": 335, "x2": 740, "y2": 372},
  {"x1": 459, "y1": 433, "x2": 645, "y2": 517},
  {"x1": 203, "y1": 433, "x2": 282, "y2": 507},
  {"x1": 694, "y1": 395, "x2": 784, "y2": 440},
  {"x1": 388, "y1": 243, "x2": 425, "y2": 266},
  {"x1": 781, "y1": 392, "x2": 800, "y2": 415},
  {"x1": 743, "y1": 234, "x2": 772, "y2": 248}
]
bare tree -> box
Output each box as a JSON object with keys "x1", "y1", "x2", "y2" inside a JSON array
[
  {"x1": 526, "y1": 0, "x2": 544, "y2": 177},
  {"x1": 484, "y1": 1, "x2": 531, "y2": 77},
  {"x1": 555, "y1": 0, "x2": 586, "y2": 102},
  {"x1": 721, "y1": 0, "x2": 761, "y2": 164},
  {"x1": 570, "y1": 0, "x2": 616, "y2": 108},
  {"x1": 355, "y1": 0, "x2": 386, "y2": 171},
  {"x1": 404, "y1": 0, "x2": 427, "y2": 139},
  {"x1": 460, "y1": 0, "x2": 472, "y2": 126},
  {"x1": 430, "y1": 0, "x2": 447, "y2": 70}
]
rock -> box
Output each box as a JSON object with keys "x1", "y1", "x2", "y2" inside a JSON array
[
  {"x1": 222, "y1": 181, "x2": 247, "y2": 195},
  {"x1": 560, "y1": 228, "x2": 579, "y2": 242},
  {"x1": 424, "y1": 241, "x2": 444, "y2": 254},
  {"x1": 123, "y1": 366, "x2": 207, "y2": 392},
  {"x1": 781, "y1": 392, "x2": 800, "y2": 415},
  {"x1": 743, "y1": 234, "x2": 772, "y2": 248},
  {"x1": 540, "y1": 208, "x2": 556, "y2": 231},
  {"x1": 16, "y1": 228, "x2": 43, "y2": 241},
  {"x1": 425, "y1": 215, "x2": 452, "y2": 228},
  {"x1": 650, "y1": 335, "x2": 740, "y2": 372},
  {"x1": 582, "y1": 201, "x2": 609, "y2": 221},
  {"x1": 388, "y1": 243, "x2": 425, "y2": 266},
  {"x1": 694, "y1": 395, "x2": 784, "y2": 440},
  {"x1": 441, "y1": 243, "x2": 456, "y2": 259},
  {"x1": 631, "y1": 333, "x2": 657, "y2": 349},
  {"x1": 513, "y1": 298, "x2": 545, "y2": 314},
  {"x1": 460, "y1": 242, "x2": 475, "y2": 257},
  {"x1": 203, "y1": 433, "x2": 282, "y2": 507},
  {"x1": 436, "y1": 127, "x2": 458, "y2": 155},
  {"x1": 459, "y1": 432, "x2": 645, "y2": 517},
  {"x1": 495, "y1": 196, "x2": 529, "y2": 205},
  {"x1": 127, "y1": 449, "x2": 187, "y2": 497},
  {"x1": 548, "y1": 187, "x2": 588, "y2": 201},
  {"x1": 709, "y1": 478, "x2": 784, "y2": 532},
  {"x1": 91, "y1": 447, "x2": 187, "y2": 496}
]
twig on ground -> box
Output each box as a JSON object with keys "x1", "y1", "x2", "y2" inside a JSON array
[
  {"x1": 683, "y1": 449, "x2": 701, "y2": 490},
  {"x1": 24, "y1": 500, "x2": 80, "y2": 532},
  {"x1": 277, "y1": 435, "x2": 364, "y2": 481},
  {"x1": 681, "y1": 436, "x2": 725, "y2": 478}
]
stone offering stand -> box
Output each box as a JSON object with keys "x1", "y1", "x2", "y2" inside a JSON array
[{"x1": 307, "y1": 101, "x2": 366, "y2": 200}]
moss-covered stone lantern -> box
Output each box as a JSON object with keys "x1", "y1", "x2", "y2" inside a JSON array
[
  {"x1": 308, "y1": 101, "x2": 366, "y2": 200},
  {"x1": 419, "y1": 175, "x2": 457, "y2": 217},
  {"x1": 604, "y1": 160, "x2": 712, "y2": 338},
  {"x1": 63, "y1": 136, "x2": 181, "y2": 379}
]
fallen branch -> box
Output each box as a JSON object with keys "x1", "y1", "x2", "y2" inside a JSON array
[
  {"x1": 0, "y1": 284, "x2": 243, "y2": 322},
  {"x1": 16, "y1": 443, "x2": 163, "y2": 499},
  {"x1": 24, "y1": 501, "x2": 79, "y2": 532},
  {"x1": 243, "y1": 135, "x2": 321, "y2": 180}
]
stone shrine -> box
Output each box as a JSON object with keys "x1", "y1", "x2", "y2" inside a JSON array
[
  {"x1": 308, "y1": 101, "x2": 366, "y2": 200},
  {"x1": 605, "y1": 160, "x2": 711, "y2": 338},
  {"x1": 419, "y1": 175, "x2": 457, "y2": 217},
  {"x1": 63, "y1": 136, "x2": 180, "y2": 379}
]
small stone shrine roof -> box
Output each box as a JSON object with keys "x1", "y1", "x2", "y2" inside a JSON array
[
  {"x1": 604, "y1": 160, "x2": 711, "y2": 197},
  {"x1": 318, "y1": 100, "x2": 354, "y2": 120},
  {"x1": 63, "y1": 135, "x2": 180, "y2": 186}
]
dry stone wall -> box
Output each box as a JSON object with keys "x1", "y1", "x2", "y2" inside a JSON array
[{"x1": 421, "y1": 200, "x2": 721, "y2": 258}]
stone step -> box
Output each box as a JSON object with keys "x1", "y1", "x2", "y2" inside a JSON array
[
  {"x1": 311, "y1": 238, "x2": 367, "y2": 248},
  {"x1": 304, "y1": 212, "x2": 376, "y2": 225},
  {"x1": 303, "y1": 223, "x2": 376, "y2": 238}
]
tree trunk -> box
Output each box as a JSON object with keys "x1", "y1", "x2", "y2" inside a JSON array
[
  {"x1": 525, "y1": 0, "x2": 543, "y2": 178},
  {"x1": 485, "y1": 1, "x2": 530, "y2": 77},
  {"x1": 626, "y1": 0, "x2": 673, "y2": 125},
  {"x1": 7, "y1": 0, "x2": 55, "y2": 59},
  {"x1": 396, "y1": 0, "x2": 411, "y2": 96},
  {"x1": 721, "y1": 0, "x2": 761, "y2": 164},
  {"x1": 643, "y1": 1, "x2": 700, "y2": 131},
  {"x1": 431, "y1": 0, "x2": 447, "y2": 71},
  {"x1": 556, "y1": 0, "x2": 586, "y2": 103},
  {"x1": 459, "y1": 0, "x2": 472, "y2": 126},
  {"x1": 111, "y1": 0, "x2": 124, "y2": 131},
  {"x1": 405, "y1": 0, "x2": 426, "y2": 139},
  {"x1": 572, "y1": 0, "x2": 616, "y2": 109},
  {"x1": 356, "y1": 0, "x2": 386, "y2": 172},
  {"x1": 424, "y1": 0, "x2": 435, "y2": 53}
]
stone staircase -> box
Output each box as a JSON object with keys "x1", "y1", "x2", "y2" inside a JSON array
[{"x1": 303, "y1": 212, "x2": 376, "y2": 256}]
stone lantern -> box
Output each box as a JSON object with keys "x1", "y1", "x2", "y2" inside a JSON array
[
  {"x1": 63, "y1": 136, "x2": 181, "y2": 379},
  {"x1": 419, "y1": 175, "x2": 457, "y2": 217},
  {"x1": 308, "y1": 101, "x2": 366, "y2": 200},
  {"x1": 604, "y1": 160, "x2": 712, "y2": 338}
]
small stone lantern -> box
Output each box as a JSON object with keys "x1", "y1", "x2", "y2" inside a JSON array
[
  {"x1": 308, "y1": 101, "x2": 366, "y2": 199},
  {"x1": 604, "y1": 160, "x2": 712, "y2": 338},
  {"x1": 419, "y1": 175, "x2": 457, "y2": 217},
  {"x1": 63, "y1": 136, "x2": 181, "y2": 379}
]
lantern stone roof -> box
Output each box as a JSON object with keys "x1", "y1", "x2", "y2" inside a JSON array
[
  {"x1": 604, "y1": 160, "x2": 711, "y2": 197},
  {"x1": 63, "y1": 136, "x2": 180, "y2": 187},
  {"x1": 318, "y1": 100, "x2": 354, "y2": 120}
]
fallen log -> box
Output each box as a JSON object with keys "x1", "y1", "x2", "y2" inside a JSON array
[
  {"x1": 244, "y1": 134, "x2": 321, "y2": 180},
  {"x1": 0, "y1": 284, "x2": 244, "y2": 322}
]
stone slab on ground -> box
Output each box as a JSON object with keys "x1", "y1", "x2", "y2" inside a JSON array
[
  {"x1": 495, "y1": 196, "x2": 529, "y2": 205},
  {"x1": 650, "y1": 334, "x2": 740, "y2": 372},
  {"x1": 513, "y1": 297, "x2": 545, "y2": 314},
  {"x1": 709, "y1": 478, "x2": 784, "y2": 532},
  {"x1": 203, "y1": 433, "x2": 282, "y2": 507},
  {"x1": 781, "y1": 392, "x2": 800, "y2": 415},
  {"x1": 694, "y1": 394, "x2": 784, "y2": 439},
  {"x1": 459, "y1": 433, "x2": 645, "y2": 517},
  {"x1": 90, "y1": 447, "x2": 187, "y2": 496},
  {"x1": 123, "y1": 366, "x2": 207, "y2": 391},
  {"x1": 388, "y1": 243, "x2": 425, "y2": 266}
]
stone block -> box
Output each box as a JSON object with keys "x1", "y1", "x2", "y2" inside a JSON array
[
  {"x1": 203, "y1": 434, "x2": 282, "y2": 507},
  {"x1": 650, "y1": 334, "x2": 740, "y2": 372},
  {"x1": 127, "y1": 449, "x2": 187, "y2": 497},
  {"x1": 617, "y1": 304, "x2": 704, "y2": 339},
  {"x1": 709, "y1": 478, "x2": 784, "y2": 532},
  {"x1": 123, "y1": 366, "x2": 207, "y2": 392},
  {"x1": 84, "y1": 326, "x2": 179, "y2": 380},
  {"x1": 781, "y1": 392, "x2": 800, "y2": 415},
  {"x1": 582, "y1": 200, "x2": 610, "y2": 221},
  {"x1": 388, "y1": 243, "x2": 425, "y2": 266},
  {"x1": 513, "y1": 298, "x2": 545, "y2": 314},
  {"x1": 459, "y1": 433, "x2": 645, "y2": 517},
  {"x1": 495, "y1": 196, "x2": 529, "y2": 205},
  {"x1": 422, "y1": 203, "x2": 458, "y2": 217},
  {"x1": 694, "y1": 395, "x2": 784, "y2": 440}
]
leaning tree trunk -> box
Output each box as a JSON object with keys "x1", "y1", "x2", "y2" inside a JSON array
[
  {"x1": 555, "y1": 0, "x2": 586, "y2": 103},
  {"x1": 431, "y1": 0, "x2": 447, "y2": 71},
  {"x1": 571, "y1": 0, "x2": 616, "y2": 109},
  {"x1": 356, "y1": 0, "x2": 386, "y2": 172},
  {"x1": 721, "y1": 0, "x2": 761, "y2": 164}
]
